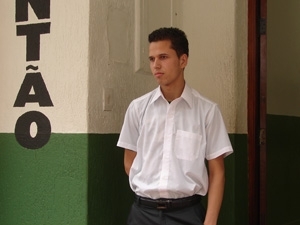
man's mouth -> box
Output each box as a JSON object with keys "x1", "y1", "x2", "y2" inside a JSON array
[{"x1": 154, "y1": 72, "x2": 163, "y2": 78}]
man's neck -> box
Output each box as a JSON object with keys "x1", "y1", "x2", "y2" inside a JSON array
[{"x1": 160, "y1": 81, "x2": 185, "y2": 102}]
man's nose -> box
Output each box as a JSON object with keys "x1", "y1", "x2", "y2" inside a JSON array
[{"x1": 153, "y1": 59, "x2": 161, "y2": 68}]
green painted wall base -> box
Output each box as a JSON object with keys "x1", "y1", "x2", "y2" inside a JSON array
[
  {"x1": 267, "y1": 115, "x2": 300, "y2": 225},
  {"x1": 0, "y1": 133, "x2": 88, "y2": 225},
  {"x1": 0, "y1": 133, "x2": 248, "y2": 225},
  {"x1": 87, "y1": 134, "x2": 133, "y2": 225}
]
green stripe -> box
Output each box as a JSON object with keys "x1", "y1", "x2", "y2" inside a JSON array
[
  {"x1": 0, "y1": 133, "x2": 248, "y2": 225},
  {"x1": 0, "y1": 133, "x2": 89, "y2": 225},
  {"x1": 266, "y1": 115, "x2": 300, "y2": 225}
]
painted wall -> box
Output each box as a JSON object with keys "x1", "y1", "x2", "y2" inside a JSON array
[
  {"x1": 267, "y1": 0, "x2": 300, "y2": 224},
  {"x1": 0, "y1": 1, "x2": 90, "y2": 224},
  {"x1": 0, "y1": 0, "x2": 248, "y2": 224},
  {"x1": 0, "y1": 0, "x2": 90, "y2": 136},
  {"x1": 177, "y1": 0, "x2": 248, "y2": 134},
  {"x1": 87, "y1": 0, "x2": 248, "y2": 134},
  {"x1": 267, "y1": 0, "x2": 300, "y2": 117},
  {"x1": 87, "y1": 0, "x2": 157, "y2": 134}
]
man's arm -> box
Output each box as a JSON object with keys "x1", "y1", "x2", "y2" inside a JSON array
[
  {"x1": 124, "y1": 149, "x2": 137, "y2": 176},
  {"x1": 204, "y1": 155, "x2": 225, "y2": 225}
]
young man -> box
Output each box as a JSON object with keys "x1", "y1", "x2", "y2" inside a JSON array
[{"x1": 117, "y1": 27, "x2": 233, "y2": 225}]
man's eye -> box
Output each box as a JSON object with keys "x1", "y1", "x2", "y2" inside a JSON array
[
  {"x1": 160, "y1": 55, "x2": 167, "y2": 59},
  {"x1": 149, "y1": 57, "x2": 154, "y2": 62}
]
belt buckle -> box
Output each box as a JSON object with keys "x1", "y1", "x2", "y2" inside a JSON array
[{"x1": 156, "y1": 200, "x2": 171, "y2": 210}]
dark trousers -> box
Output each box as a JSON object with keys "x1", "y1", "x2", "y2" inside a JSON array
[{"x1": 127, "y1": 201, "x2": 206, "y2": 225}]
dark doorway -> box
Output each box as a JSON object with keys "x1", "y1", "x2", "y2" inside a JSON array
[{"x1": 248, "y1": 0, "x2": 300, "y2": 224}]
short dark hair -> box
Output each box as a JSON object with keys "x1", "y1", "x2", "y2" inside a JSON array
[{"x1": 148, "y1": 27, "x2": 189, "y2": 58}]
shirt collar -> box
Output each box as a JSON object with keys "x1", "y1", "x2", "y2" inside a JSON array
[
  {"x1": 180, "y1": 84, "x2": 193, "y2": 108},
  {"x1": 150, "y1": 83, "x2": 193, "y2": 108},
  {"x1": 150, "y1": 86, "x2": 163, "y2": 104}
]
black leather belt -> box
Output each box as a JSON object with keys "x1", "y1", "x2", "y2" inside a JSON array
[{"x1": 135, "y1": 194, "x2": 202, "y2": 210}]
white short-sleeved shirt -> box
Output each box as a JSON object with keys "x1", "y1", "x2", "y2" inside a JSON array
[{"x1": 117, "y1": 84, "x2": 233, "y2": 199}]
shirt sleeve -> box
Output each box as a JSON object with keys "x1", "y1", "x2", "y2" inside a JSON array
[
  {"x1": 205, "y1": 104, "x2": 233, "y2": 160},
  {"x1": 117, "y1": 101, "x2": 139, "y2": 151}
]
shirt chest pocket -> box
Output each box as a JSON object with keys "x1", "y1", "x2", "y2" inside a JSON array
[{"x1": 174, "y1": 130, "x2": 202, "y2": 161}]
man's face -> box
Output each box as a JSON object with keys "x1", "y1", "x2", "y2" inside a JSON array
[{"x1": 148, "y1": 40, "x2": 187, "y2": 88}]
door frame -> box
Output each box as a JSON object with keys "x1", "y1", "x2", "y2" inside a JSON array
[{"x1": 248, "y1": 0, "x2": 267, "y2": 224}]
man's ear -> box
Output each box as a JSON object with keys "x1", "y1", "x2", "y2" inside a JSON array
[{"x1": 180, "y1": 54, "x2": 188, "y2": 69}]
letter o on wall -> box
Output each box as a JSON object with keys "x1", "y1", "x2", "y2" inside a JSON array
[{"x1": 15, "y1": 111, "x2": 51, "y2": 149}]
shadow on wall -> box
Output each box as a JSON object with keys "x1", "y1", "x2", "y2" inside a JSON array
[{"x1": 87, "y1": 134, "x2": 133, "y2": 225}]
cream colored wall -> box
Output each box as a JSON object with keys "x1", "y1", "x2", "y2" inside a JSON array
[
  {"x1": 177, "y1": 0, "x2": 247, "y2": 133},
  {"x1": 87, "y1": 0, "x2": 157, "y2": 133},
  {"x1": 0, "y1": 0, "x2": 90, "y2": 133},
  {"x1": 89, "y1": 0, "x2": 247, "y2": 134},
  {"x1": 235, "y1": 0, "x2": 248, "y2": 133},
  {"x1": 0, "y1": 0, "x2": 248, "y2": 134},
  {"x1": 267, "y1": 0, "x2": 300, "y2": 117}
]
